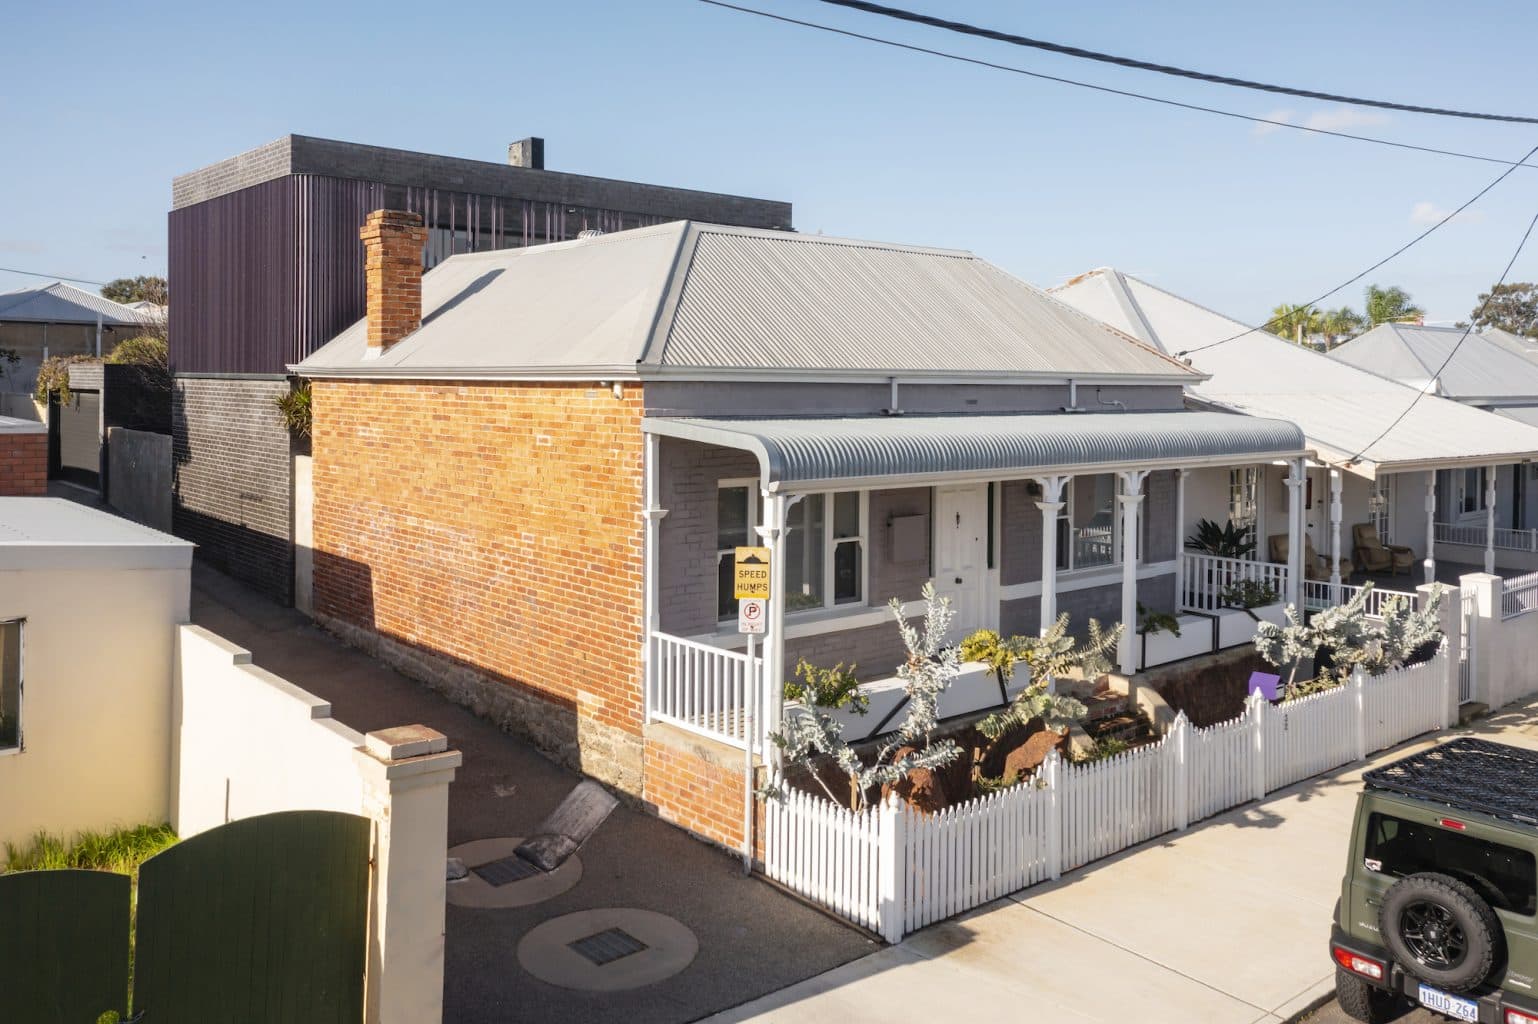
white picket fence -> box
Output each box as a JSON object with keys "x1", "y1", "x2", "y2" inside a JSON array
[{"x1": 764, "y1": 644, "x2": 1453, "y2": 942}]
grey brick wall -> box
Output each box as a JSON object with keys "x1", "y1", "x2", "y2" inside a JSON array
[
  {"x1": 784, "y1": 620, "x2": 912, "y2": 683},
  {"x1": 658, "y1": 439, "x2": 758, "y2": 636},
  {"x1": 1145, "y1": 470, "x2": 1177, "y2": 562},
  {"x1": 1000, "y1": 479, "x2": 1044, "y2": 587},
  {"x1": 868, "y1": 487, "x2": 932, "y2": 605},
  {"x1": 172, "y1": 377, "x2": 294, "y2": 602}
]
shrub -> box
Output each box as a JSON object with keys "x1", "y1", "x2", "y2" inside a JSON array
[
  {"x1": 33, "y1": 353, "x2": 98, "y2": 404},
  {"x1": 1185, "y1": 518, "x2": 1256, "y2": 559},
  {"x1": 104, "y1": 335, "x2": 167, "y2": 371},
  {"x1": 274, "y1": 380, "x2": 312, "y2": 437},
  {"x1": 1221, "y1": 578, "x2": 1280, "y2": 609}
]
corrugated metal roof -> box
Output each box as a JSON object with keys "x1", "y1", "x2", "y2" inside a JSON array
[
  {"x1": 295, "y1": 222, "x2": 1200, "y2": 382},
  {"x1": 0, "y1": 282, "x2": 141, "y2": 325},
  {"x1": 1050, "y1": 268, "x2": 1538, "y2": 475},
  {"x1": 1495, "y1": 405, "x2": 1538, "y2": 429},
  {"x1": 1330, "y1": 323, "x2": 1538, "y2": 402},
  {"x1": 0, "y1": 497, "x2": 191, "y2": 572},
  {"x1": 644, "y1": 410, "x2": 1305, "y2": 489}
]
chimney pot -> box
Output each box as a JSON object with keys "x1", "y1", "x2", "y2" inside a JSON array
[
  {"x1": 359, "y1": 210, "x2": 427, "y2": 353},
  {"x1": 507, "y1": 137, "x2": 545, "y2": 170}
]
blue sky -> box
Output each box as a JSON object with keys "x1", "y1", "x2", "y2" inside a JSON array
[{"x1": 4, "y1": 0, "x2": 1537, "y2": 326}]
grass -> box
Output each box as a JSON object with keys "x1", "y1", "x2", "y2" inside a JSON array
[{"x1": 2, "y1": 823, "x2": 177, "y2": 876}]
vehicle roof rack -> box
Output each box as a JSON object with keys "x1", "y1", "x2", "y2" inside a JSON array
[{"x1": 1364, "y1": 738, "x2": 1538, "y2": 827}]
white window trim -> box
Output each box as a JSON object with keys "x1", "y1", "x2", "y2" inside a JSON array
[
  {"x1": 1454, "y1": 467, "x2": 1490, "y2": 521},
  {"x1": 0, "y1": 618, "x2": 22, "y2": 756},
  {"x1": 715, "y1": 478, "x2": 759, "y2": 622},
  {"x1": 1229, "y1": 466, "x2": 1259, "y2": 531},
  {"x1": 1057, "y1": 474, "x2": 1142, "y2": 574}
]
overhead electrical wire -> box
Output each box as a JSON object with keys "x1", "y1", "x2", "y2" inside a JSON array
[
  {"x1": 1349, "y1": 197, "x2": 1538, "y2": 463},
  {"x1": 1177, "y1": 139, "x2": 1538, "y2": 357},
  {"x1": 813, "y1": 0, "x2": 1538, "y2": 125},
  {"x1": 696, "y1": 1, "x2": 1538, "y2": 172},
  {"x1": 0, "y1": 266, "x2": 108, "y2": 287}
]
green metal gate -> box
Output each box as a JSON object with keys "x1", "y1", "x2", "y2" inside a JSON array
[{"x1": 0, "y1": 810, "x2": 371, "y2": 1024}]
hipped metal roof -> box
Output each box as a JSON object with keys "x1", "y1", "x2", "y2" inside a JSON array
[
  {"x1": 643, "y1": 410, "x2": 1306, "y2": 490},
  {"x1": 1050, "y1": 268, "x2": 1538, "y2": 477},
  {"x1": 1330, "y1": 323, "x2": 1538, "y2": 404},
  {"x1": 295, "y1": 222, "x2": 1201, "y2": 384},
  {"x1": 0, "y1": 498, "x2": 192, "y2": 572},
  {"x1": 0, "y1": 281, "x2": 141, "y2": 326}
]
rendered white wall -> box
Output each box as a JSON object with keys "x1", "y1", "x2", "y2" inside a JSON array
[{"x1": 0, "y1": 565, "x2": 188, "y2": 851}]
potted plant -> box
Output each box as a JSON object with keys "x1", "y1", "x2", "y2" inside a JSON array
[
  {"x1": 1215, "y1": 578, "x2": 1286, "y2": 647},
  {"x1": 1138, "y1": 603, "x2": 1211, "y2": 668}
]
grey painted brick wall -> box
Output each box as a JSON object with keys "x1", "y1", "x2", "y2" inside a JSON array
[
  {"x1": 1145, "y1": 470, "x2": 1177, "y2": 562},
  {"x1": 1000, "y1": 480, "x2": 1044, "y2": 587},
  {"x1": 658, "y1": 439, "x2": 758, "y2": 636},
  {"x1": 868, "y1": 487, "x2": 932, "y2": 605},
  {"x1": 172, "y1": 378, "x2": 294, "y2": 602},
  {"x1": 784, "y1": 620, "x2": 912, "y2": 683}
]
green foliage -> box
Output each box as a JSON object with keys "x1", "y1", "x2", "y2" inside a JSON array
[
  {"x1": 1072, "y1": 736, "x2": 1130, "y2": 764},
  {"x1": 765, "y1": 582, "x2": 964, "y2": 811},
  {"x1": 1185, "y1": 518, "x2": 1256, "y2": 559},
  {"x1": 975, "y1": 686, "x2": 1087, "y2": 744},
  {"x1": 1464, "y1": 282, "x2": 1538, "y2": 337},
  {"x1": 100, "y1": 275, "x2": 167, "y2": 306},
  {"x1": 1254, "y1": 583, "x2": 1445, "y2": 696},
  {"x1": 784, "y1": 592, "x2": 823, "y2": 611},
  {"x1": 274, "y1": 380, "x2": 312, "y2": 437},
  {"x1": 1364, "y1": 284, "x2": 1424, "y2": 327},
  {"x1": 1137, "y1": 603, "x2": 1180, "y2": 637},
  {"x1": 1221, "y1": 578, "x2": 1280, "y2": 609},
  {"x1": 104, "y1": 335, "x2": 167, "y2": 370},
  {"x1": 33, "y1": 353, "x2": 98, "y2": 404},
  {"x1": 784, "y1": 659, "x2": 868, "y2": 715},
  {"x1": 3, "y1": 823, "x2": 176, "y2": 876}
]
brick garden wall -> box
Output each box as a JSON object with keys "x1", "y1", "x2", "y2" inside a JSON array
[
  {"x1": 0, "y1": 431, "x2": 46, "y2": 496},
  {"x1": 309, "y1": 379, "x2": 648, "y2": 791}
]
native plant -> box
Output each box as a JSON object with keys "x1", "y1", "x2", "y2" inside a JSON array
[
  {"x1": 1221, "y1": 578, "x2": 1280, "y2": 610},
  {"x1": 1185, "y1": 518, "x2": 1257, "y2": 559},
  {"x1": 763, "y1": 582, "x2": 963, "y2": 812},
  {"x1": 1254, "y1": 583, "x2": 1444, "y2": 697},
  {"x1": 1137, "y1": 603, "x2": 1181, "y2": 637},
  {"x1": 783, "y1": 659, "x2": 868, "y2": 715},
  {"x1": 274, "y1": 380, "x2": 312, "y2": 437}
]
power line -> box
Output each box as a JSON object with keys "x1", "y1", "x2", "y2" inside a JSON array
[
  {"x1": 814, "y1": 0, "x2": 1538, "y2": 125},
  {"x1": 697, "y1": 1, "x2": 1538, "y2": 172},
  {"x1": 1349, "y1": 200, "x2": 1538, "y2": 463},
  {"x1": 0, "y1": 266, "x2": 108, "y2": 288},
  {"x1": 1177, "y1": 140, "x2": 1538, "y2": 358}
]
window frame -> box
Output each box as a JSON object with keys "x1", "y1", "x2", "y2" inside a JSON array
[
  {"x1": 715, "y1": 483, "x2": 871, "y2": 623},
  {"x1": 0, "y1": 618, "x2": 22, "y2": 755},
  {"x1": 1229, "y1": 467, "x2": 1259, "y2": 532},
  {"x1": 1056, "y1": 474, "x2": 1141, "y2": 574}
]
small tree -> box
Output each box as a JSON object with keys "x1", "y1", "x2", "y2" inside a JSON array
[
  {"x1": 1185, "y1": 518, "x2": 1256, "y2": 559},
  {"x1": 764, "y1": 583, "x2": 963, "y2": 812},
  {"x1": 1255, "y1": 583, "x2": 1444, "y2": 697}
]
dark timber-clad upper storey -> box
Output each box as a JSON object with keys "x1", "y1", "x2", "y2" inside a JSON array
[{"x1": 168, "y1": 134, "x2": 793, "y2": 375}]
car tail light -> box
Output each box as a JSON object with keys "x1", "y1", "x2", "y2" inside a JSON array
[
  {"x1": 1333, "y1": 946, "x2": 1385, "y2": 981},
  {"x1": 1507, "y1": 1009, "x2": 1538, "y2": 1024},
  {"x1": 1439, "y1": 817, "x2": 1467, "y2": 830}
]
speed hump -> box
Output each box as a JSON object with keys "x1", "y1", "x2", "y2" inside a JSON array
[{"x1": 733, "y1": 546, "x2": 771, "y2": 600}]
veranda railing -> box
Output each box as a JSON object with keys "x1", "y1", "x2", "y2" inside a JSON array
[
  {"x1": 1435, "y1": 521, "x2": 1538, "y2": 553},
  {"x1": 1179, "y1": 552, "x2": 1289, "y2": 612}
]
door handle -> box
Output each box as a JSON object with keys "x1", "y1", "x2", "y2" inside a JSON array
[{"x1": 954, "y1": 577, "x2": 963, "y2": 584}]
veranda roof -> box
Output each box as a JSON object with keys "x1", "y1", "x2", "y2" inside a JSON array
[
  {"x1": 1050, "y1": 268, "x2": 1538, "y2": 477},
  {"x1": 643, "y1": 410, "x2": 1306, "y2": 491}
]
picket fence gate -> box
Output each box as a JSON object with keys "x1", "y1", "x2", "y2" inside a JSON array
[{"x1": 763, "y1": 644, "x2": 1453, "y2": 943}]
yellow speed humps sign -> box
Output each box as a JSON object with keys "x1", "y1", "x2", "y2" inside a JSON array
[{"x1": 734, "y1": 546, "x2": 771, "y2": 600}]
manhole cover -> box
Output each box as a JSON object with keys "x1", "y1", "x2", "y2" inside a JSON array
[
  {"x1": 472, "y1": 854, "x2": 542, "y2": 888},
  {"x1": 568, "y1": 927, "x2": 648, "y2": 966}
]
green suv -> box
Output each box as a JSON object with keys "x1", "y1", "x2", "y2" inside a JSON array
[{"x1": 1332, "y1": 738, "x2": 1538, "y2": 1023}]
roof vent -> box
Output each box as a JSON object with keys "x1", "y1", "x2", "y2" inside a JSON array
[{"x1": 577, "y1": 229, "x2": 605, "y2": 240}]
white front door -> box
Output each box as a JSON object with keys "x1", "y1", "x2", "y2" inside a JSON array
[{"x1": 932, "y1": 484, "x2": 988, "y2": 642}]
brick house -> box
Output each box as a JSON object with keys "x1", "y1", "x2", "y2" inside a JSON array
[
  {"x1": 0, "y1": 418, "x2": 46, "y2": 496},
  {"x1": 294, "y1": 216, "x2": 1307, "y2": 849},
  {"x1": 167, "y1": 134, "x2": 790, "y2": 604}
]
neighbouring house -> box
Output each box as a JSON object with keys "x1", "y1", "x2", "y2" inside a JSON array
[
  {"x1": 167, "y1": 133, "x2": 792, "y2": 607},
  {"x1": 0, "y1": 417, "x2": 46, "y2": 496},
  {"x1": 0, "y1": 281, "x2": 141, "y2": 395},
  {"x1": 1051, "y1": 269, "x2": 1538, "y2": 594},
  {"x1": 1329, "y1": 323, "x2": 1538, "y2": 570},
  {"x1": 293, "y1": 217, "x2": 1308, "y2": 849}
]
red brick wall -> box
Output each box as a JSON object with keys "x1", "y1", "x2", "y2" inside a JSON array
[
  {"x1": 643, "y1": 726, "x2": 765, "y2": 856},
  {"x1": 0, "y1": 432, "x2": 46, "y2": 496},
  {"x1": 309, "y1": 379, "x2": 645, "y2": 787}
]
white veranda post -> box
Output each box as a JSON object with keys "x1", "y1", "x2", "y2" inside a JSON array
[
  {"x1": 1424, "y1": 472, "x2": 1437, "y2": 586},
  {"x1": 758, "y1": 491, "x2": 789, "y2": 760},
  {"x1": 1116, "y1": 470, "x2": 1148, "y2": 676},
  {"x1": 641, "y1": 433, "x2": 667, "y2": 723},
  {"x1": 1284, "y1": 460, "x2": 1306, "y2": 610},
  {"x1": 1034, "y1": 474, "x2": 1069, "y2": 635},
  {"x1": 1486, "y1": 466, "x2": 1498, "y2": 575},
  {"x1": 1329, "y1": 468, "x2": 1344, "y2": 602}
]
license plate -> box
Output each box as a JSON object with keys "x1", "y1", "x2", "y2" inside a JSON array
[{"x1": 1417, "y1": 983, "x2": 1479, "y2": 1021}]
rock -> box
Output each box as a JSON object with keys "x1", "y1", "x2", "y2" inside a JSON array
[
  {"x1": 446, "y1": 857, "x2": 468, "y2": 882},
  {"x1": 881, "y1": 745, "x2": 949, "y2": 814},
  {"x1": 1002, "y1": 728, "x2": 1068, "y2": 784}
]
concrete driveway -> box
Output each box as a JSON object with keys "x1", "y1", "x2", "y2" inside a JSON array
[
  {"x1": 706, "y1": 699, "x2": 1538, "y2": 1024},
  {"x1": 190, "y1": 565, "x2": 875, "y2": 1024}
]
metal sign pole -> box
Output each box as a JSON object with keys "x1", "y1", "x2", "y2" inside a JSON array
[{"x1": 742, "y1": 631, "x2": 755, "y2": 875}]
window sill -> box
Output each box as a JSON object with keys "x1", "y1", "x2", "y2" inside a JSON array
[
  {"x1": 701, "y1": 599, "x2": 926, "y2": 648},
  {"x1": 0, "y1": 746, "x2": 20, "y2": 758}
]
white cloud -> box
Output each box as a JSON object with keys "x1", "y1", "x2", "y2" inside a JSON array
[
  {"x1": 1410, "y1": 201, "x2": 1486, "y2": 225},
  {"x1": 1303, "y1": 107, "x2": 1391, "y2": 132},
  {"x1": 1251, "y1": 109, "x2": 1294, "y2": 137}
]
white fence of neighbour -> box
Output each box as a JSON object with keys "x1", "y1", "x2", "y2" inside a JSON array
[
  {"x1": 764, "y1": 643, "x2": 1453, "y2": 943},
  {"x1": 1502, "y1": 570, "x2": 1538, "y2": 620},
  {"x1": 649, "y1": 631, "x2": 760, "y2": 750},
  {"x1": 1435, "y1": 521, "x2": 1538, "y2": 553},
  {"x1": 1301, "y1": 580, "x2": 1420, "y2": 618},
  {"x1": 1179, "y1": 552, "x2": 1289, "y2": 612},
  {"x1": 1461, "y1": 589, "x2": 1477, "y2": 703}
]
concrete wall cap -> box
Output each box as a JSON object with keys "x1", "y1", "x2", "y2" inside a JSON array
[{"x1": 366, "y1": 724, "x2": 449, "y2": 760}]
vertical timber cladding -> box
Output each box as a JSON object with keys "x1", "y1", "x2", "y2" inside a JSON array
[
  {"x1": 172, "y1": 377, "x2": 296, "y2": 602},
  {"x1": 310, "y1": 380, "x2": 647, "y2": 790}
]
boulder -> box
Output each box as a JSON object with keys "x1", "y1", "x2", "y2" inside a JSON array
[
  {"x1": 1002, "y1": 727, "x2": 1068, "y2": 784},
  {"x1": 882, "y1": 745, "x2": 949, "y2": 814}
]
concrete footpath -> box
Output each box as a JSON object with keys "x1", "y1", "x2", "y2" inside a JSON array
[{"x1": 708, "y1": 698, "x2": 1538, "y2": 1024}]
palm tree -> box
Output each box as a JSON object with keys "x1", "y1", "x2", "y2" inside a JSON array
[
  {"x1": 1319, "y1": 306, "x2": 1366, "y2": 349},
  {"x1": 1269, "y1": 302, "x2": 1324, "y2": 346},
  {"x1": 1364, "y1": 285, "x2": 1424, "y2": 327}
]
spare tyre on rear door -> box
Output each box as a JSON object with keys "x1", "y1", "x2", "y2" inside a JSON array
[{"x1": 1379, "y1": 872, "x2": 1502, "y2": 992}]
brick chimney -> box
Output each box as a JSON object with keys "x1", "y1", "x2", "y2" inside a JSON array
[{"x1": 359, "y1": 209, "x2": 427, "y2": 354}]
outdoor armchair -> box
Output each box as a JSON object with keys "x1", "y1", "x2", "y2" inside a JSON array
[
  {"x1": 1353, "y1": 522, "x2": 1415, "y2": 576},
  {"x1": 1268, "y1": 533, "x2": 1354, "y2": 582}
]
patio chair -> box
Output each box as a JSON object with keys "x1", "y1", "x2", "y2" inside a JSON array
[
  {"x1": 1267, "y1": 533, "x2": 1354, "y2": 581},
  {"x1": 1353, "y1": 522, "x2": 1415, "y2": 577}
]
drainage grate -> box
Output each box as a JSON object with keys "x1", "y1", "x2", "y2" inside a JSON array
[
  {"x1": 471, "y1": 854, "x2": 542, "y2": 887},
  {"x1": 568, "y1": 927, "x2": 649, "y2": 966}
]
